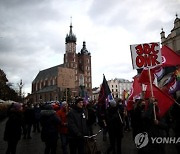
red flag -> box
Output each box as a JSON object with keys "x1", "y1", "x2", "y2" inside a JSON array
[
  {"x1": 145, "y1": 84, "x2": 175, "y2": 118},
  {"x1": 138, "y1": 68, "x2": 155, "y2": 84},
  {"x1": 127, "y1": 76, "x2": 142, "y2": 111},
  {"x1": 161, "y1": 45, "x2": 180, "y2": 67}
]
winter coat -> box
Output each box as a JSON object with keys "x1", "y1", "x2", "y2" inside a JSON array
[
  {"x1": 24, "y1": 107, "x2": 35, "y2": 124},
  {"x1": 56, "y1": 107, "x2": 68, "y2": 134},
  {"x1": 34, "y1": 106, "x2": 41, "y2": 122},
  {"x1": 106, "y1": 106, "x2": 124, "y2": 138},
  {"x1": 86, "y1": 105, "x2": 96, "y2": 127},
  {"x1": 67, "y1": 106, "x2": 88, "y2": 138},
  {"x1": 40, "y1": 109, "x2": 61, "y2": 142},
  {"x1": 4, "y1": 110, "x2": 22, "y2": 142}
]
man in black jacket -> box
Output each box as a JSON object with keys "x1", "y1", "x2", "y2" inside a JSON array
[
  {"x1": 106, "y1": 99, "x2": 124, "y2": 154},
  {"x1": 67, "y1": 98, "x2": 88, "y2": 154},
  {"x1": 40, "y1": 104, "x2": 61, "y2": 154}
]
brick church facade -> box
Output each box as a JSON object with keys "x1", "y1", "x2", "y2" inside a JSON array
[{"x1": 31, "y1": 24, "x2": 92, "y2": 103}]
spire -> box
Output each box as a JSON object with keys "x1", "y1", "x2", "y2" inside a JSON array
[
  {"x1": 174, "y1": 13, "x2": 180, "y2": 23},
  {"x1": 160, "y1": 28, "x2": 165, "y2": 34},
  {"x1": 80, "y1": 41, "x2": 89, "y2": 54},
  {"x1": 173, "y1": 13, "x2": 180, "y2": 29},
  {"x1": 160, "y1": 27, "x2": 165, "y2": 39},
  {"x1": 65, "y1": 17, "x2": 77, "y2": 43},
  {"x1": 176, "y1": 13, "x2": 178, "y2": 18},
  {"x1": 69, "y1": 16, "x2": 73, "y2": 35}
]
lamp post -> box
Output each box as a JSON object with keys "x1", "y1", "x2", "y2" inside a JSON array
[{"x1": 79, "y1": 85, "x2": 85, "y2": 98}]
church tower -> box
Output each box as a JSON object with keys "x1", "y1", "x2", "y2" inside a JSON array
[
  {"x1": 64, "y1": 23, "x2": 77, "y2": 69},
  {"x1": 31, "y1": 22, "x2": 92, "y2": 103},
  {"x1": 63, "y1": 23, "x2": 92, "y2": 98},
  {"x1": 78, "y1": 41, "x2": 92, "y2": 97}
]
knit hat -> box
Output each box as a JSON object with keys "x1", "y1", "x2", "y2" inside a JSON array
[
  {"x1": 75, "y1": 98, "x2": 83, "y2": 104},
  {"x1": 109, "y1": 100, "x2": 116, "y2": 107},
  {"x1": 62, "y1": 101, "x2": 67, "y2": 106}
]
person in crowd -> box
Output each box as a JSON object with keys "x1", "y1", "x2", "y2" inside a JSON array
[
  {"x1": 106, "y1": 99, "x2": 124, "y2": 154},
  {"x1": 96, "y1": 103, "x2": 107, "y2": 141},
  {"x1": 56, "y1": 101, "x2": 69, "y2": 154},
  {"x1": 23, "y1": 103, "x2": 35, "y2": 139},
  {"x1": 67, "y1": 97, "x2": 88, "y2": 154},
  {"x1": 131, "y1": 99, "x2": 147, "y2": 139},
  {"x1": 142, "y1": 98, "x2": 167, "y2": 154},
  {"x1": 4, "y1": 103, "x2": 23, "y2": 154},
  {"x1": 33, "y1": 103, "x2": 41, "y2": 133},
  {"x1": 40, "y1": 104, "x2": 61, "y2": 154},
  {"x1": 171, "y1": 96, "x2": 180, "y2": 154},
  {"x1": 86, "y1": 101, "x2": 96, "y2": 135},
  {"x1": 124, "y1": 107, "x2": 130, "y2": 131}
]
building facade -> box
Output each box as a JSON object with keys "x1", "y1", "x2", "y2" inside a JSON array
[
  {"x1": 92, "y1": 78, "x2": 132, "y2": 101},
  {"x1": 160, "y1": 14, "x2": 180, "y2": 97},
  {"x1": 31, "y1": 24, "x2": 92, "y2": 103},
  {"x1": 107, "y1": 78, "x2": 132, "y2": 99},
  {"x1": 160, "y1": 14, "x2": 180, "y2": 55}
]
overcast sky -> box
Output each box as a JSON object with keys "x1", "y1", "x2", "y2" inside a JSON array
[{"x1": 0, "y1": 0, "x2": 180, "y2": 95}]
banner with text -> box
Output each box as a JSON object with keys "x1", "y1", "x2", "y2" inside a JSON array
[{"x1": 130, "y1": 42, "x2": 162, "y2": 69}]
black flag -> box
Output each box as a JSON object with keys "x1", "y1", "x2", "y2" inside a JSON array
[{"x1": 98, "y1": 74, "x2": 111, "y2": 105}]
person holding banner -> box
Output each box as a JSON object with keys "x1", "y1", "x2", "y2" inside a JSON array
[{"x1": 143, "y1": 97, "x2": 167, "y2": 154}]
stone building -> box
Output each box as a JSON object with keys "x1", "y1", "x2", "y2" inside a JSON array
[
  {"x1": 92, "y1": 78, "x2": 132, "y2": 101},
  {"x1": 160, "y1": 14, "x2": 180, "y2": 54},
  {"x1": 31, "y1": 23, "x2": 92, "y2": 103},
  {"x1": 107, "y1": 78, "x2": 132, "y2": 99}
]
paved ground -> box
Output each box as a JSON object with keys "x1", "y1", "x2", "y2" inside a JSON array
[{"x1": 0, "y1": 118, "x2": 178, "y2": 154}]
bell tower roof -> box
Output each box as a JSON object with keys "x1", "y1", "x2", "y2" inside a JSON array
[
  {"x1": 80, "y1": 41, "x2": 90, "y2": 55},
  {"x1": 65, "y1": 22, "x2": 77, "y2": 43},
  {"x1": 81, "y1": 41, "x2": 88, "y2": 54}
]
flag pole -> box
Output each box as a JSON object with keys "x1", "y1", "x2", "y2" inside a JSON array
[
  {"x1": 66, "y1": 88, "x2": 67, "y2": 103},
  {"x1": 148, "y1": 68, "x2": 157, "y2": 120}
]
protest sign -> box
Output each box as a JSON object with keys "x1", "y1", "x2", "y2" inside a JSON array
[{"x1": 130, "y1": 42, "x2": 162, "y2": 69}]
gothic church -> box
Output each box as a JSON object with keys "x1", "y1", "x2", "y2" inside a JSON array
[{"x1": 31, "y1": 24, "x2": 92, "y2": 103}]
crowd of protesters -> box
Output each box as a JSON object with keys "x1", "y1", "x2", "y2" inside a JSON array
[{"x1": 2, "y1": 94, "x2": 180, "y2": 154}]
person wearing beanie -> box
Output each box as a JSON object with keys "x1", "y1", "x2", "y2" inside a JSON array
[
  {"x1": 109, "y1": 100, "x2": 116, "y2": 107},
  {"x1": 40, "y1": 103, "x2": 61, "y2": 154},
  {"x1": 67, "y1": 97, "x2": 88, "y2": 154},
  {"x1": 106, "y1": 99, "x2": 124, "y2": 154}
]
